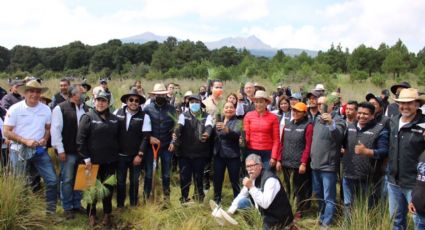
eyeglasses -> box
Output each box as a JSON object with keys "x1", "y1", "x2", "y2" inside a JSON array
[
  {"x1": 246, "y1": 163, "x2": 259, "y2": 169},
  {"x1": 128, "y1": 98, "x2": 140, "y2": 103}
]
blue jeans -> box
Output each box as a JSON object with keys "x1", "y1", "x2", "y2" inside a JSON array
[
  {"x1": 236, "y1": 197, "x2": 253, "y2": 209},
  {"x1": 116, "y1": 155, "x2": 142, "y2": 207},
  {"x1": 416, "y1": 213, "x2": 425, "y2": 230},
  {"x1": 312, "y1": 170, "x2": 337, "y2": 226},
  {"x1": 246, "y1": 149, "x2": 271, "y2": 170},
  {"x1": 59, "y1": 154, "x2": 82, "y2": 211},
  {"x1": 144, "y1": 147, "x2": 172, "y2": 197},
  {"x1": 388, "y1": 182, "x2": 418, "y2": 230},
  {"x1": 9, "y1": 149, "x2": 58, "y2": 213}
]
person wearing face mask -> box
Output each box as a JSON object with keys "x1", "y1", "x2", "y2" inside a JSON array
[
  {"x1": 174, "y1": 94, "x2": 213, "y2": 204},
  {"x1": 51, "y1": 84, "x2": 89, "y2": 219},
  {"x1": 203, "y1": 80, "x2": 224, "y2": 117},
  {"x1": 142, "y1": 83, "x2": 176, "y2": 201}
]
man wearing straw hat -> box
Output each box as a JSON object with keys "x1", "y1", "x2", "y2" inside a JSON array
[
  {"x1": 143, "y1": 83, "x2": 176, "y2": 201},
  {"x1": 387, "y1": 88, "x2": 425, "y2": 230},
  {"x1": 3, "y1": 79, "x2": 58, "y2": 214}
]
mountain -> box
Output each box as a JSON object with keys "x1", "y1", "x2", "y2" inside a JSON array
[
  {"x1": 121, "y1": 32, "x2": 168, "y2": 44},
  {"x1": 121, "y1": 32, "x2": 318, "y2": 57}
]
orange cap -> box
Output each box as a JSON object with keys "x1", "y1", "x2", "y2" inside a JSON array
[{"x1": 292, "y1": 102, "x2": 307, "y2": 112}]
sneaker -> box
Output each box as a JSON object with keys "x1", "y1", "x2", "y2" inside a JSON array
[{"x1": 180, "y1": 197, "x2": 195, "y2": 206}]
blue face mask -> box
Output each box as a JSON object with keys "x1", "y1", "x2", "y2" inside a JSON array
[{"x1": 189, "y1": 103, "x2": 201, "y2": 112}]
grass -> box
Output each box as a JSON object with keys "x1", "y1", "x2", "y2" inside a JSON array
[{"x1": 0, "y1": 74, "x2": 421, "y2": 229}]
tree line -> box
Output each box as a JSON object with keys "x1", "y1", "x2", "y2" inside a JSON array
[{"x1": 0, "y1": 37, "x2": 425, "y2": 87}]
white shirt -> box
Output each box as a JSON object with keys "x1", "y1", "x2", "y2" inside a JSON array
[
  {"x1": 51, "y1": 103, "x2": 86, "y2": 154},
  {"x1": 228, "y1": 176, "x2": 281, "y2": 214},
  {"x1": 113, "y1": 108, "x2": 152, "y2": 132},
  {"x1": 4, "y1": 100, "x2": 51, "y2": 151},
  {"x1": 399, "y1": 117, "x2": 410, "y2": 131},
  {"x1": 178, "y1": 113, "x2": 213, "y2": 127}
]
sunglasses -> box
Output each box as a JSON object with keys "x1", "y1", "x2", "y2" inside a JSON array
[{"x1": 128, "y1": 98, "x2": 140, "y2": 103}]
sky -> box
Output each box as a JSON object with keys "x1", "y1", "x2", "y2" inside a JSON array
[{"x1": 1, "y1": 0, "x2": 424, "y2": 52}]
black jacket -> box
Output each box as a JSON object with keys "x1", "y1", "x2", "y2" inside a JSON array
[
  {"x1": 116, "y1": 106, "x2": 149, "y2": 156},
  {"x1": 388, "y1": 110, "x2": 425, "y2": 188},
  {"x1": 175, "y1": 111, "x2": 213, "y2": 158},
  {"x1": 213, "y1": 116, "x2": 241, "y2": 158},
  {"x1": 77, "y1": 110, "x2": 120, "y2": 164}
]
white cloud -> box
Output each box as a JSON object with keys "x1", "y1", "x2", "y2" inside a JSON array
[{"x1": 244, "y1": 0, "x2": 425, "y2": 52}]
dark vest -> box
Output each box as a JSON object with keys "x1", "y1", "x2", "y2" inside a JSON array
[
  {"x1": 82, "y1": 110, "x2": 119, "y2": 164},
  {"x1": 282, "y1": 117, "x2": 310, "y2": 169},
  {"x1": 343, "y1": 121, "x2": 383, "y2": 180},
  {"x1": 143, "y1": 103, "x2": 175, "y2": 148},
  {"x1": 386, "y1": 103, "x2": 399, "y2": 118},
  {"x1": 116, "y1": 107, "x2": 146, "y2": 156},
  {"x1": 59, "y1": 101, "x2": 88, "y2": 155},
  {"x1": 253, "y1": 169, "x2": 294, "y2": 227},
  {"x1": 52, "y1": 93, "x2": 66, "y2": 108},
  {"x1": 180, "y1": 111, "x2": 211, "y2": 158}
]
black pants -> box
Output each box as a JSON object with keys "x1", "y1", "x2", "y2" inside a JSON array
[
  {"x1": 213, "y1": 155, "x2": 241, "y2": 204},
  {"x1": 87, "y1": 162, "x2": 117, "y2": 216},
  {"x1": 179, "y1": 157, "x2": 207, "y2": 202},
  {"x1": 282, "y1": 167, "x2": 312, "y2": 213}
]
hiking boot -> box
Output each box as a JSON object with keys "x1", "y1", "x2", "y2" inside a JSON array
[
  {"x1": 72, "y1": 207, "x2": 86, "y2": 215},
  {"x1": 102, "y1": 214, "x2": 112, "y2": 226},
  {"x1": 64, "y1": 210, "x2": 75, "y2": 220},
  {"x1": 180, "y1": 197, "x2": 195, "y2": 206},
  {"x1": 88, "y1": 215, "x2": 96, "y2": 227}
]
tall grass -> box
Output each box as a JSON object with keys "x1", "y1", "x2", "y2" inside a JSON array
[{"x1": 0, "y1": 170, "x2": 47, "y2": 229}]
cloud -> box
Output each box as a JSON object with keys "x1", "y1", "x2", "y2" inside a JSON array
[{"x1": 244, "y1": 0, "x2": 425, "y2": 52}]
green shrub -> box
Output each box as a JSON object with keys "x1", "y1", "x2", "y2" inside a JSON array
[{"x1": 370, "y1": 74, "x2": 386, "y2": 87}]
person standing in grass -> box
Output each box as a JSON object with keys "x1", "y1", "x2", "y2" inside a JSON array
[
  {"x1": 143, "y1": 83, "x2": 176, "y2": 201},
  {"x1": 51, "y1": 84, "x2": 89, "y2": 220},
  {"x1": 114, "y1": 88, "x2": 150, "y2": 208},
  {"x1": 275, "y1": 102, "x2": 313, "y2": 221},
  {"x1": 213, "y1": 102, "x2": 242, "y2": 205},
  {"x1": 3, "y1": 80, "x2": 58, "y2": 215},
  {"x1": 342, "y1": 102, "x2": 389, "y2": 218},
  {"x1": 387, "y1": 88, "x2": 425, "y2": 230},
  {"x1": 310, "y1": 96, "x2": 346, "y2": 228},
  {"x1": 245, "y1": 91, "x2": 280, "y2": 170},
  {"x1": 50, "y1": 78, "x2": 70, "y2": 109},
  {"x1": 174, "y1": 94, "x2": 213, "y2": 204},
  {"x1": 76, "y1": 91, "x2": 119, "y2": 227}
]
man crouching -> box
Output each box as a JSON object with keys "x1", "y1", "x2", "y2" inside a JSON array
[{"x1": 228, "y1": 154, "x2": 295, "y2": 230}]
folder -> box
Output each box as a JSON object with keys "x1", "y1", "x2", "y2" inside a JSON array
[{"x1": 74, "y1": 164, "x2": 99, "y2": 190}]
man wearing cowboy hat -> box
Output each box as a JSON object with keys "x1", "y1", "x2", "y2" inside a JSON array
[
  {"x1": 114, "y1": 88, "x2": 150, "y2": 208},
  {"x1": 3, "y1": 79, "x2": 58, "y2": 214},
  {"x1": 1, "y1": 80, "x2": 24, "y2": 110},
  {"x1": 387, "y1": 88, "x2": 425, "y2": 229},
  {"x1": 174, "y1": 94, "x2": 213, "y2": 204},
  {"x1": 51, "y1": 84, "x2": 89, "y2": 219},
  {"x1": 143, "y1": 83, "x2": 176, "y2": 201},
  {"x1": 386, "y1": 81, "x2": 411, "y2": 118}
]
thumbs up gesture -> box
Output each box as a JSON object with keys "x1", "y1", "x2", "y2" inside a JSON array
[{"x1": 355, "y1": 140, "x2": 366, "y2": 155}]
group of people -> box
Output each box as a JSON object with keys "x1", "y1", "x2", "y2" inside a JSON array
[{"x1": 1, "y1": 77, "x2": 425, "y2": 230}]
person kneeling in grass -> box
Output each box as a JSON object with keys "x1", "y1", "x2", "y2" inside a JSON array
[{"x1": 227, "y1": 154, "x2": 295, "y2": 230}]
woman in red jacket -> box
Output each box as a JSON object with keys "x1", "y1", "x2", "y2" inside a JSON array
[{"x1": 243, "y1": 90, "x2": 280, "y2": 170}]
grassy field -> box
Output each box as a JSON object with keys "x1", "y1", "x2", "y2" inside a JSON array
[{"x1": 0, "y1": 75, "x2": 420, "y2": 229}]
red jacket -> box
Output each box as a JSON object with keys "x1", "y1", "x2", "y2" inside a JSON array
[{"x1": 244, "y1": 110, "x2": 280, "y2": 158}]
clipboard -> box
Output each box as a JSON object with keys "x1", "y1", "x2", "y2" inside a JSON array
[{"x1": 74, "y1": 164, "x2": 99, "y2": 190}]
